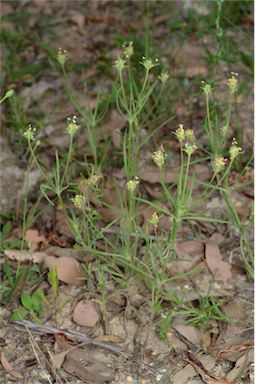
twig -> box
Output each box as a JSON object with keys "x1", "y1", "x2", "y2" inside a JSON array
[{"x1": 12, "y1": 320, "x2": 128, "y2": 355}]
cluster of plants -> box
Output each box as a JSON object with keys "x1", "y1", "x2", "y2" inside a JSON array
[
  {"x1": 5, "y1": 41, "x2": 250, "y2": 330},
  {"x1": 1, "y1": 0, "x2": 253, "y2": 336}
]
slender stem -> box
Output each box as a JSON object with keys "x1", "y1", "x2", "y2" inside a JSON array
[
  {"x1": 141, "y1": 68, "x2": 149, "y2": 95},
  {"x1": 191, "y1": 160, "x2": 233, "y2": 211},
  {"x1": 181, "y1": 153, "x2": 191, "y2": 203},
  {"x1": 61, "y1": 135, "x2": 73, "y2": 185},
  {"x1": 205, "y1": 93, "x2": 214, "y2": 153},
  {"x1": 28, "y1": 140, "x2": 49, "y2": 182}
]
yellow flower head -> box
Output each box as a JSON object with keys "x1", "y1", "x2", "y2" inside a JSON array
[
  {"x1": 126, "y1": 176, "x2": 139, "y2": 193},
  {"x1": 212, "y1": 156, "x2": 226, "y2": 173},
  {"x1": 175, "y1": 124, "x2": 185, "y2": 143},
  {"x1": 227, "y1": 72, "x2": 238, "y2": 94},
  {"x1": 152, "y1": 145, "x2": 166, "y2": 168},
  {"x1": 149, "y1": 212, "x2": 160, "y2": 228},
  {"x1": 229, "y1": 138, "x2": 242, "y2": 160},
  {"x1": 67, "y1": 116, "x2": 80, "y2": 137},
  {"x1": 57, "y1": 48, "x2": 68, "y2": 66}
]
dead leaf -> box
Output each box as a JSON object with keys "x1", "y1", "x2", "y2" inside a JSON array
[
  {"x1": 99, "y1": 110, "x2": 126, "y2": 148},
  {"x1": 174, "y1": 325, "x2": 202, "y2": 348},
  {"x1": 171, "y1": 353, "x2": 215, "y2": 384},
  {"x1": 47, "y1": 233, "x2": 67, "y2": 247},
  {"x1": 1, "y1": 350, "x2": 23, "y2": 380},
  {"x1": 56, "y1": 337, "x2": 114, "y2": 383},
  {"x1": 4, "y1": 249, "x2": 47, "y2": 263},
  {"x1": 205, "y1": 235, "x2": 232, "y2": 288},
  {"x1": 73, "y1": 300, "x2": 100, "y2": 327},
  {"x1": 226, "y1": 349, "x2": 254, "y2": 381},
  {"x1": 173, "y1": 43, "x2": 209, "y2": 79},
  {"x1": 167, "y1": 240, "x2": 204, "y2": 276},
  {"x1": 51, "y1": 350, "x2": 68, "y2": 370},
  {"x1": 100, "y1": 110, "x2": 127, "y2": 134},
  {"x1": 216, "y1": 343, "x2": 252, "y2": 361},
  {"x1": 55, "y1": 208, "x2": 73, "y2": 239},
  {"x1": 187, "y1": 351, "x2": 233, "y2": 384},
  {"x1": 25, "y1": 229, "x2": 47, "y2": 251},
  {"x1": 21, "y1": 80, "x2": 56, "y2": 109},
  {"x1": 43, "y1": 256, "x2": 86, "y2": 285}
]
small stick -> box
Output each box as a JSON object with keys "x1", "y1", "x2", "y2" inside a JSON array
[{"x1": 12, "y1": 320, "x2": 128, "y2": 355}]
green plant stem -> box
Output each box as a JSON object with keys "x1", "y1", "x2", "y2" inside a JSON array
[
  {"x1": 191, "y1": 160, "x2": 233, "y2": 211},
  {"x1": 141, "y1": 68, "x2": 149, "y2": 94},
  {"x1": 28, "y1": 140, "x2": 49, "y2": 182},
  {"x1": 205, "y1": 92, "x2": 215, "y2": 153},
  {"x1": 61, "y1": 135, "x2": 73, "y2": 185}
]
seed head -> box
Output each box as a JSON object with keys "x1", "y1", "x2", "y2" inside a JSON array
[
  {"x1": 152, "y1": 145, "x2": 166, "y2": 168},
  {"x1": 185, "y1": 129, "x2": 195, "y2": 143},
  {"x1": 67, "y1": 116, "x2": 79, "y2": 137},
  {"x1": 24, "y1": 124, "x2": 36, "y2": 141},
  {"x1": 71, "y1": 194, "x2": 86, "y2": 210},
  {"x1": 126, "y1": 176, "x2": 139, "y2": 193},
  {"x1": 57, "y1": 48, "x2": 68, "y2": 66},
  {"x1": 229, "y1": 138, "x2": 242, "y2": 160},
  {"x1": 227, "y1": 72, "x2": 238, "y2": 94},
  {"x1": 184, "y1": 143, "x2": 197, "y2": 156},
  {"x1": 114, "y1": 57, "x2": 126, "y2": 72},
  {"x1": 212, "y1": 156, "x2": 226, "y2": 173},
  {"x1": 201, "y1": 82, "x2": 212, "y2": 95},
  {"x1": 140, "y1": 56, "x2": 159, "y2": 71},
  {"x1": 123, "y1": 41, "x2": 134, "y2": 59},
  {"x1": 159, "y1": 71, "x2": 169, "y2": 83},
  {"x1": 149, "y1": 212, "x2": 160, "y2": 228},
  {"x1": 175, "y1": 124, "x2": 185, "y2": 143}
]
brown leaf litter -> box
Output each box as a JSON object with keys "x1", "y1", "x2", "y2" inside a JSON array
[
  {"x1": 73, "y1": 300, "x2": 100, "y2": 327},
  {"x1": 205, "y1": 234, "x2": 233, "y2": 288}
]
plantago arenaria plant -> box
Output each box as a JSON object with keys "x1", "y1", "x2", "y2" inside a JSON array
[{"x1": 114, "y1": 44, "x2": 168, "y2": 179}]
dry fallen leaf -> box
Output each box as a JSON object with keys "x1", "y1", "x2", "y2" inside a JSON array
[
  {"x1": 99, "y1": 110, "x2": 126, "y2": 148},
  {"x1": 25, "y1": 229, "x2": 47, "y2": 251},
  {"x1": 167, "y1": 240, "x2": 204, "y2": 276},
  {"x1": 1, "y1": 350, "x2": 23, "y2": 380},
  {"x1": 173, "y1": 324, "x2": 202, "y2": 348},
  {"x1": 187, "y1": 351, "x2": 234, "y2": 384},
  {"x1": 216, "y1": 343, "x2": 252, "y2": 361},
  {"x1": 171, "y1": 353, "x2": 215, "y2": 384},
  {"x1": 56, "y1": 337, "x2": 114, "y2": 383},
  {"x1": 173, "y1": 43, "x2": 209, "y2": 79},
  {"x1": 205, "y1": 235, "x2": 233, "y2": 288},
  {"x1": 21, "y1": 80, "x2": 56, "y2": 109},
  {"x1": 51, "y1": 350, "x2": 68, "y2": 370},
  {"x1": 4, "y1": 249, "x2": 47, "y2": 263},
  {"x1": 100, "y1": 110, "x2": 127, "y2": 134},
  {"x1": 43, "y1": 256, "x2": 86, "y2": 285},
  {"x1": 226, "y1": 349, "x2": 254, "y2": 381},
  {"x1": 73, "y1": 300, "x2": 100, "y2": 327}
]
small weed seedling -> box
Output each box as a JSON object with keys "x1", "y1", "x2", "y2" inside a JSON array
[{"x1": 10, "y1": 267, "x2": 67, "y2": 323}]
